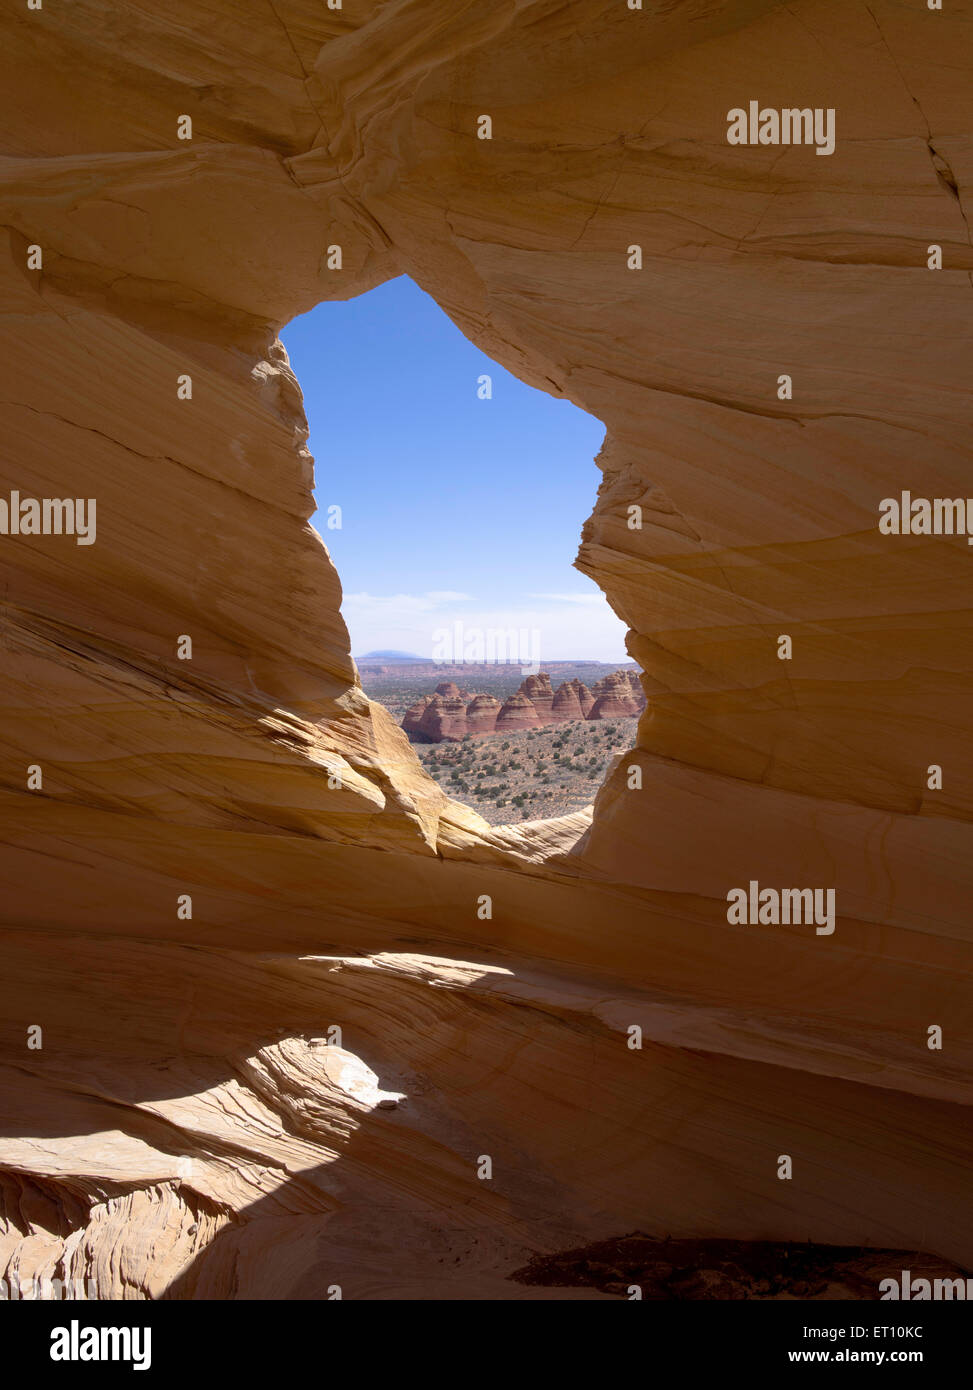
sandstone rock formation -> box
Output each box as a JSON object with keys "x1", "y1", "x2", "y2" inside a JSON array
[
  {"x1": 401, "y1": 694, "x2": 435, "y2": 740},
  {"x1": 495, "y1": 688, "x2": 543, "y2": 733},
  {"x1": 417, "y1": 691, "x2": 469, "y2": 742},
  {"x1": 466, "y1": 693, "x2": 502, "y2": 736},
  {"x1": 403, "y1": 670, "x2": 640, "y2": 741},
  {"x1": 404, "y1": 686, "x2": 476, "y2": 742},
  {"x1": 1, "y1": 0, "x2": 972, "y2": 1303},
  {"x1": 435, "y1": 682, "x2": 471, "y2": 701},
  {"x1": 521, "y1": 673, "x2": 555, "y2": 722},
  {"x1": 551, "y1": 679, "x2": 586, "y2": 722},
  {"x1": 589, "y1": 671, "x2": 646, "y2": 719}
]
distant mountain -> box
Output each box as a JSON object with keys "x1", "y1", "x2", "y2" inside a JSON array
[{"x1": 356, "y1": 650, "x2": 433, "y2": 663}]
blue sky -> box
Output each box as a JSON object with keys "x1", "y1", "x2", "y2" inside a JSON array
[{"x1": 281, "y1": 276, "x2": 629, "y2": 662}]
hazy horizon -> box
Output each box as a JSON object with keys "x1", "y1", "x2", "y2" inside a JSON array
[{"x1": 355, "y1": 649, "x2": 636, "y2": 664}]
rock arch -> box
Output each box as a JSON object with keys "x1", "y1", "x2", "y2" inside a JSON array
[{"x1": 1, "y1": 0, "x2": 972, "y2": 1296}]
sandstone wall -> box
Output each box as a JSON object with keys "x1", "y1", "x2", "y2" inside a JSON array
[{"x1": 1, "y1": 0, "x2": 971, "y2": 1298}]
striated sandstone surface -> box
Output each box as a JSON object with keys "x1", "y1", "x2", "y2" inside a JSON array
[
  {"x1": 521, "y1": 673, "x2": 555, "y2": 723},
  {"x1": 466, "y1": 692, "x2": 502, "y2": 736},
  {"x1": 589, "y1": 670, "x2": 646, "y2": 719},
  {"x1": 434, "y1": 682, "x2": 470, "y2": 701},
  {"x1": 401, "y1": 693, "x2": 435, "y2": 740},
  {"x1": 416, "y1": 690, "x2": 470, "y2": 742},
  {"x1": 551, "y1": 679, "x2": 587, "y2": 722},
  {"x1": 1, "y1": 0, "x2": 972, "y2": 1301},
  {"x1": 494, "y1": 688, "x2": 543, "y2": 734}
]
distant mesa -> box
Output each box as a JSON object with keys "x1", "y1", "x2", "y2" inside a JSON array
[
  {"x1": 402, "y1": 669, "x2": 644, "y2": 743},
  {"x1": 357, "y1": 649, "x2": 432, "y2": 665}
]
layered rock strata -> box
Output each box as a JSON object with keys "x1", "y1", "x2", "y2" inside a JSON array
[
  {"x1": 589, "y1": 671, "x2": 646, "y2": 720},
  {"x1": 1, "y1": 0, "x2": 972, "y2": 1301},
  {"x1": 403, "y1": 670, "x2": 643, "y2": 741},
  {"x1": 521, "y1": 673, "x2": 555, "y2": 722}
]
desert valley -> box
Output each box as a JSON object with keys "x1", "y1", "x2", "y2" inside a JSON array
[{"x1": 357, "y1": 659, "x2": 643, "y2": 823}]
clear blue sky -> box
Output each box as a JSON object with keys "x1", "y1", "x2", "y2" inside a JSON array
[{"x1": 281, "y1": 276, "x2": 629, "y2": 662}]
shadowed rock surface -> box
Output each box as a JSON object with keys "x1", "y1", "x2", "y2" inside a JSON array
[{"x1": 511, "y1": 1234, "x2": 973, "y2": 1301}]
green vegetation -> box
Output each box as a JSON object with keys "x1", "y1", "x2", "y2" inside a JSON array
[{"x1": 411, "y1": 715, "x2": 635, "y2": 825}]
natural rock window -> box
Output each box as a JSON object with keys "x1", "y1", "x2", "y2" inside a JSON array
[
  {"x1": 2, "y1": 0, "x2": 970, "y2": 1315},
  {"x1": 282, "y1": 275, "x2": 639, "y2": 826}
]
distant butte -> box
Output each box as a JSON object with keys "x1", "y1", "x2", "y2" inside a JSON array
[{"x1": 401, "y1": 670, "x2": 645, "y2": 742}]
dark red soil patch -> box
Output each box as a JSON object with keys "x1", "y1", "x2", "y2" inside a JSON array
[{"x1": 510, "y1": 1232, "x2": 969, "y2": 1300}]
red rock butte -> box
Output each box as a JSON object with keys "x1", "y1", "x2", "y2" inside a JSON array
[
  {"x1": 402, "y1": 669, "x2": 645, "y2": 741},
  {"x1": 1, "y1": 0, "x2": 972, "y2": 1301}
]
